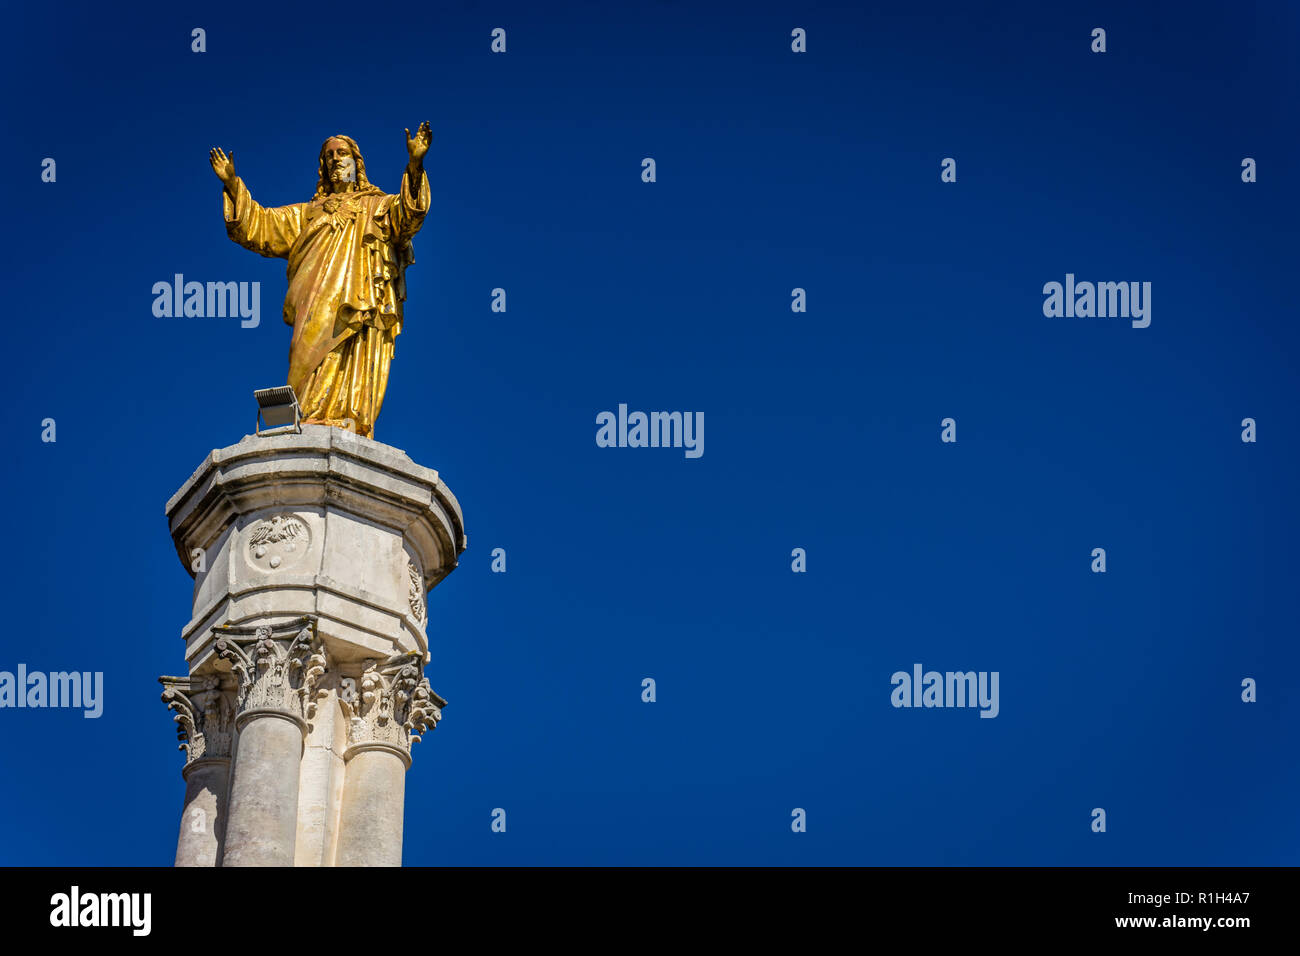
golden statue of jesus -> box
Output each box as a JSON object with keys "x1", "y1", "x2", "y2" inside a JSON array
[{"x1": 208, "y1": 123, "x2": 433, "y2": 439}]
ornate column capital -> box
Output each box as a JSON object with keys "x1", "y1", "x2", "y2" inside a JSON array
[
  {"x1": 340, "y1": 652, "x2": 446, "y2": 763},
  {"x1": 212, "y1": 617, "x2": 327, "y2": 734},
  {"x1": 159, "y1": 673, "x2": 236, "y2": 766}
]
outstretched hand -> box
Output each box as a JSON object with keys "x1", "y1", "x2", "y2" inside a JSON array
[
  {"x1": 209, "y1": 147, "x2": 236, "y2": 187},
  {"x1": 405, "y1": 122, "x2": 432, "y2": 163}
]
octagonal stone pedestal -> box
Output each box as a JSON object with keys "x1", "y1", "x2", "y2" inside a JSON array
[
  {"x1": 159, "y1": 425, "x2": 466, "y2": 867},
  {"x1": 167, "y1": 425, "x2": 465, "y2": 668}
]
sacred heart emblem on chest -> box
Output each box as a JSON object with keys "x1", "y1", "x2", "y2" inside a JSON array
[{"x1": 315, "y1": 195, "x2": 359, "y2": 228}]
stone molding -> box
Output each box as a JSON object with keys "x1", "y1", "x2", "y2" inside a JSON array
[
  {"x1": 165, "y1": 426, "x2": 465, "y2": 666},
  {"x1": 166, "y1": 425, "x2": 464, "y2": 593}
]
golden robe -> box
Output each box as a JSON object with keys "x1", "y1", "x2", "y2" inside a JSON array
[{"x1": 223, "y1": 170, "x2": 430, "y2": 438}]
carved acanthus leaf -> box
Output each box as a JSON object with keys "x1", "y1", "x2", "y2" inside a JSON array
[
  {"x1": 340, "y1": 652, "x2": 445, "y2": 754},
  {"x1": 158, "y1": 674, "x2": 235, "y2": 764},
  {"x1": 214, "y1": 621, "x2": 325, "y2": 719}
]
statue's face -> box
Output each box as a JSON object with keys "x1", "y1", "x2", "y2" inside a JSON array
[{"x1": 323, "y1": 138, "x2": 357, "y2": 189}]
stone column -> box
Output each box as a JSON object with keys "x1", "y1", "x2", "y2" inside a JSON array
[
  {"x1": 161, "y1": 426, "x2": 466, "y2": 867},
  {"x1": 177, "y1": 759, "x2": 230, "y2": 866},
  {"x1": 160, "y1": 675, "x2": 236, "y2": 867},
  {"x1": 216, "y1": 621, "x2": 326, "y2": 867},
  {"x1": 294, "y1": 683, "x2": 349, "y2": 866},
  {"x1": 335, "y1": 654, "x2": 445, "y2": 866}
]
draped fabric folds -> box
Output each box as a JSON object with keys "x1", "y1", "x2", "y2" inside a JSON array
[{"x1": 223, "y1": 168, "x2": 430, "y2": 438}]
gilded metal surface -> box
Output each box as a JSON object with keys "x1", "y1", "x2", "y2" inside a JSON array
[{"x1": 209, "y1": 122, "x2": 433, "y2": 439}]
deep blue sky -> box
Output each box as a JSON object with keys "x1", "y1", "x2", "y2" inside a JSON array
[{"x1": 3, "y1": 0, "x2": 1297, "y2": 865}]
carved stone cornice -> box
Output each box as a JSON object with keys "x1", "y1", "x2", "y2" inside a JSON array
[
  {"x1": 212, "y1": 617, "x2": 327, "y2": 731},
  {"x1": 165, "y1": 427, "x2": 464, "y2": 590},
  {"x1": 159, "y1": 673, "x2": 236, "y2": 766},
  {"x1": 340, "y1": 652, "x2": 445, "y2": 763}
]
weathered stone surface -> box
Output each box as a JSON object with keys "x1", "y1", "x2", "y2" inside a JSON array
[
  {"x1": 222, "y1": 712, "x2": 306, "y2": 867},
  {"x1": 335, "y1": 747, "x2": 408, "y2": 867},
  {"x1": 160, "y1": 429, "x2": 462, "y2": 867},
  {"x1": 166, "y1": 426, "x2": 465, "y2": 667},
  {"x1": 160, "y1": 674, "x2": 236, "y2": 865},
  {"x1": 295, "y1": 684, "x2": 349, "y2": 867},
  {"x1": 174, "y1": 758, "x2": 228, "y2": 867}
]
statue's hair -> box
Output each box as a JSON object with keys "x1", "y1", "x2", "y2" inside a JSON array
[{"x1": 314, "y1": 134, "x2": 384, "y2": 199}]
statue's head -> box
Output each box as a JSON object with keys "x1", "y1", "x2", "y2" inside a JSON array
[{"x1": 314, "y1": 134, "x2": 380, "y2": 197}]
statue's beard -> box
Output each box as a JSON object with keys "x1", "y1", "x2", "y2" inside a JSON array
[{"x1": 329, "y1": 163, "x2": 357, "y2": 188}]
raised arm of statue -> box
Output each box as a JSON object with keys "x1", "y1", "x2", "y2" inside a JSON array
[
  {"x1": 210, "y1": 146, "x2": 304, "y2": 260},
  {"x1": 392, "y1": 122, "x2": 433, "y2": 242}
]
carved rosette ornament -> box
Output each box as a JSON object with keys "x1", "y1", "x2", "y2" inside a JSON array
[
  {"x1": 213, "y1": 620, "x2": 326, "y2": 727},
  {"x1": 158, "y1": 674, "x2": 236, "y2": 765},
  {"x1": 340, "y1": 652, "x2": 445, "y2": 760}
]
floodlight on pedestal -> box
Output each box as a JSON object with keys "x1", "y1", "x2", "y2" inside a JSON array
[{"x1": 254, "y1": 386, "x2": 302, "y2": 436}]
